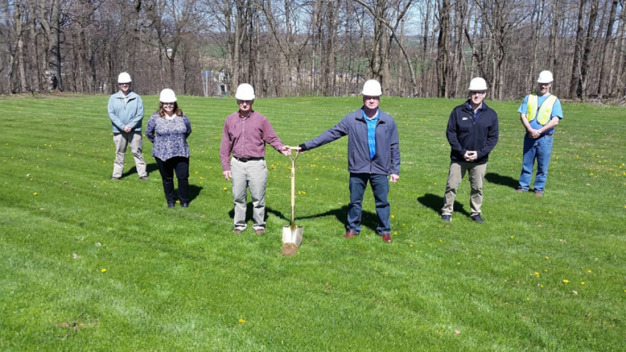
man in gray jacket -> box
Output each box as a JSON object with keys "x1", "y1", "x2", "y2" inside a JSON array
[
  {"x1": 107, "y1": 72, "x2": 148, "y2": 180},
  {"x1": 298, "y1": 79, "x2": 400, "y2": 243}
]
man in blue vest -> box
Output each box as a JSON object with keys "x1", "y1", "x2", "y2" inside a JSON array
[{"x1": 516, "y1": 70, "x2": 564, "y2": 197}]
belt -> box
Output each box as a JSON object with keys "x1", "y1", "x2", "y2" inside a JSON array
[{"x1": 233, "y1": 156, "x2": 264, "y2": 162}]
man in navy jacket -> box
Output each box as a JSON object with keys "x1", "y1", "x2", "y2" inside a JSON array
[
  {"x1": 298, "y1": 79, "x2": 400, "y2": 243},
  {"x1": 441, "y1": 77, "x2": 499, "y2": 223}
]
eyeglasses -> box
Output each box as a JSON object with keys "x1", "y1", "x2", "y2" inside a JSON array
[
  {"x1": 364, "y1": 96, "x2": 380, "y2": 101},
  {"x1": 470, "y1": 91, "x2": 486, "y2": 95},
  {"x1": 118, "y1": 83, "x2": 130, "y2": 86},
  {"x1": 237, "y1": 100, "x2": 252, "y2": 105},
  {"x1": 162, "y1": 103, "x2": 175, "y2": 106}
]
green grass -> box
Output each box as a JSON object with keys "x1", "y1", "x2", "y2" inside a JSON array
[{"x1": 1, "y1": 93, "x2": 624, "y2": 351}]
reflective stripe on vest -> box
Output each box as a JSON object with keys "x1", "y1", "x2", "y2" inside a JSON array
[{"x1": 527, "y1": 94, "x2": 557, "y2": 126}]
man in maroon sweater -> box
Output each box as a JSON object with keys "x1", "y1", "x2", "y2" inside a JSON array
[{"x1": 220, "y1": 83, "x2": 291, "y2": 234}]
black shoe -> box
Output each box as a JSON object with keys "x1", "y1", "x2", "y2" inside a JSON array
[
  {"x1": 470, "y1": 214, "x2": 484, "y2": 223},
  {"x1": 167, "y1": 202, "x2": 175, "y2": 208},
  {"x1": 441, "y1": 215, "x2": 451, "y2": 222},
  {"x1": 181, "y1": 202, "x2": 189, "y2": 208}
]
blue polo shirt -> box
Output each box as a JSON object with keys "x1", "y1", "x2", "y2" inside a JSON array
[
  {"x1": 518, "y1": 94, "x2": 563, "y2": 134},
  {"x1": 363, "y1": 109, "x2": 379, "y2": 160}
]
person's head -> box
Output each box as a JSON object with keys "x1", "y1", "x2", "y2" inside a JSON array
[
  {"x1": 361, "y1": 79, "x2": 382, "y2": 111},
  {"x1": 235, "y1": 83, "x2": 255, "y2": 115},
  {"x1": 117, "y1": 72, "x2": 132, "y2": 95},
  {"x1": 468, "y1": 77, "x2": 488, "y2": 107},
  {"x1": 158, "y1": 88, "x2": 182, "y2": 117},
  {"x1": 536, "y1": 70, "x2": 553, "y2": 95}
]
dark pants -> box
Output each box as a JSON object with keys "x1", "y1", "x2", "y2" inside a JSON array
[
  {"x1": 155, "y1": 157, "x2": 189, "y2": 204},
  {"x1": 348, "y1": 173, "x2": 391, "y2": 235}
]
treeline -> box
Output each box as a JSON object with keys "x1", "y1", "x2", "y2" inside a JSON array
[{"x1": 1, "y1": 0, "x2": 625, "y2": 101}]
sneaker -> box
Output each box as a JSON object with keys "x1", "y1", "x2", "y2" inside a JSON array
[
  {"x1": 233, "y1": 229, "x2": 243, "y2": 234},
  {"x1": 139, "y1": 176, "x2": 149, "y2": 181},
  {"x1": 111, "y1": 177, "x2": 121, "y2": 181},
  {"x1": 534, "y1": 191, "x2": 543, "y2": 197},
  {"x1": 470, "y1": 214, "x2": 485, "y2": 223},
  {"x1": 254, "y1": 228, "x2": 266, "y2": 235},
  {"x1": 516, "y1": 188, "x2": 526, "y2": 193},
  {"x1": 441, "y1": 215, "x2": 451, "y2": 222},
  {"x1": 381, "y1": 233, "x2": 392, "y2": 243},
  {"x1": 167, "y1": 202, "x2": 175, "y2": 208}
]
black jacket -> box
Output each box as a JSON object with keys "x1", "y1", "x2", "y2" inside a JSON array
[{"x1": 446, "y1": 101, "x2": 499, "y2": 164}]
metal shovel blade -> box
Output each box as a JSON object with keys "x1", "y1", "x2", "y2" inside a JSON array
[{"x1": 282, "y1": 224, "x2": 303, "y2": 246}]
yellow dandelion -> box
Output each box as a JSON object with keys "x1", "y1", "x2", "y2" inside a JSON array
[
  {"x1": 510, "y1": 235, "x2": 514, "y2": 239},
  {"x1": 238, "y1": 318, "x2": 247, "y2": 323},
  {"x1": 223, "y1": 187, "x2": 228, "y2": 191},
  {"x1": 581, "y1": 282, "x2": 585, "y2": 286},
  {"x1": 101, "y1": 268, "x2": 107, "y2": 273},
  {"x1": 545, "y1": 256, "x2": 550, "y2": 260},
  {"x1": 391, "y1": 215, "x2": 395, "y2": 219},
  {"x1": 587, "y1": 269, "x2": 592, "y2": 273},
  {"x1": 33, "y1": 192, "x2": 38, "y2": 196},
  {"x1": 563, "y1": 279, "x2": 569, "y2": 284}
]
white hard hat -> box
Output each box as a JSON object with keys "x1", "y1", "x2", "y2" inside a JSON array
[
  {"x1": 159, "y1": 88, "x2": 177, "y2": 103},
  {"x1": 537, "y1": 70, "x2": 553, "y2": 83},
  {"x1": 118, "y1": 72, "x2": 132, "y2": 84},
  {"x1": 468, "y1": 77, "x2": 488, "y2": 90},
  {"x1": 235, "y1": 83, "x2": 255, "y2": 100},
  {"x1": 362, "y1": 79, "x2": 382, "y2": 96}
]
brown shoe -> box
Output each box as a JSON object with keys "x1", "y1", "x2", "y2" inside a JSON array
[
  {"x1": 343, "y1": 231, "x2": 358, "y2": 238},
  {"x1": 233, "y1": 229, "x2": 243, "y2": 234},
  {"x1": 255, "y1": 228, "x2": 266, "y2": 235},
  {"x1": 381, "y1": 233, "x2": 392, "y2": 243},
  {"x1": 535, "y1": 191, "x2": 543, "y2": 197}
]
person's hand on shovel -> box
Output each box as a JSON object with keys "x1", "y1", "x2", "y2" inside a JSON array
[{"x1": 280, "y1": 145, "x2": 292, "y2": 156}]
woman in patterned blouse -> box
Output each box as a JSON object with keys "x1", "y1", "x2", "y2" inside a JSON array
[{"x1": 145, "y1": 89, "x2": 192, "y2": 208}]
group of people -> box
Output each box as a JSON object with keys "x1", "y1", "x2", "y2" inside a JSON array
[{"x1": 107, "y1": 70, "x2": 563, "y2": 242}]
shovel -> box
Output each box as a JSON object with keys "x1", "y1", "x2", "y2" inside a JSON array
[{"x1": 282, "y1": 147, "x2": 303, "y2": 253}]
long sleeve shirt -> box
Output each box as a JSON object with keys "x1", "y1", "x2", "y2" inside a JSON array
[
  {"x1": 219, "y1": 110, "x2": 285, "y2": 171},
  {"x1": 145, "y1": 112, "x2": 192, "y2": 161},
  {"x1": 107, "y1": 90, "x2": 144, "y2": 133},
  {"x1": 446, "y1": 101, "x2": 499, "y2": 164},
  {"x1": 301, "y1": 107, "x2": 400, "y2": 175}
]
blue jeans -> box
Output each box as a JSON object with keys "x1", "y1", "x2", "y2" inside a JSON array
[
  {"x1": 348, "y1": 173, "x2": 391, "y2": 235},
  {"x1": 518, "y1": 134, "x2": 553, "y2": 192}
]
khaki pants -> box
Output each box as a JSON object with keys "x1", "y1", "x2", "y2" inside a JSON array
[
  {"x1": 112, "y1": 132, "x2": 147, "y2": 178},
  {"x1": 442, "y1": 161, "x2": 487, "y2": 217},
  {"x1": 230, "y1": 158, "x2": 267, "y2": 231}
]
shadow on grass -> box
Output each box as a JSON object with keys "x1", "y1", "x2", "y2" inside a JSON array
[
  {"x1": 228, "y1": 205, "x2": 288, "y2": 223},
  {"x1": 120, "y1": 163, "x2": 160, "y2": 178},
  {"x1": 417, "y1": 193, "x2": 469, "y2": 217},
  {"x1": 485, "y1": 172, "x2": 519, "y2": 190},
  {"x1": 297, "y1": 205, "x2": 380, "y2": 233}
]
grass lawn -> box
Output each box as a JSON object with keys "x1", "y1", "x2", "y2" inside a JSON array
[{"x1": 0, "y1": 93, "x2": 624, "y2": 351}]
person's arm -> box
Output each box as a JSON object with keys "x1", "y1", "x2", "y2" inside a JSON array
[
  {"x1": 261, "y1": 118, "x2": 288, "y2": 155},
  {"x1": 389, "y1": 121, "x2": 400, "y2": 181},
  {"x1": 126, "y1": 95, "x2": 145, "y2": 130},
  {"x1": 183, "y1": 115, "x2": 192, "y2": 138},
  {"x1": 107, "y1": 97, "x2": 125, "y2": 131},
  {"x1": 537, "y1": 116, "x2": 559, "y2": 134},
  {"x1": 219, "y1": 118, "x2": 233, "y2": 179},
  {"x1": 144, "y1": 116, "x2": 156, "y2": 143},
  {"x1": 445, "y1": 110, "x2": 466, "y2": 157},
  {"x1": 477, "y1": 113, "x2": 499, "y2": 159},
  {"x1": 299, "y1": 115, "x2": 350, "y2": 151}
]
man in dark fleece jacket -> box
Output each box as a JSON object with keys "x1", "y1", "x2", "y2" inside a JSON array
[
  {"x1": 441, "y1": 77, "x2": 499, "y2": 224},
  {"x1": 298, "y1": 79, "x2": 400, "y2": 243}
]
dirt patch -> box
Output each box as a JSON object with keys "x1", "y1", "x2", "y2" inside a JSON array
[{"x1": 281, "y1": 243, "x2": 299, "y2": 256}]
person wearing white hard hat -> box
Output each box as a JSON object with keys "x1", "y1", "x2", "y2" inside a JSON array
[
  {"x1": 220, "y1": 83, "x2": 291, "y2": 233},
  {"x1": 107, "y1": 72, "x2": 148, "y2": 180},
  {"x1": 297, "y1": 79, "x2": 400, "y2": 243},
  {"x1": 145, "y1": 89, "x2": 192, "y2": 208},
  {"x1": 441, "y1": 77, "x2": 499, "y2": 224},
  {"x1": 516, "y1": 70, "x2": 563, "y2": 197}
]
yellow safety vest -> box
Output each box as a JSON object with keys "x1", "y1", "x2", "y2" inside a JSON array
[{"x1": 527, "y1": 94, "x2": 557, "y2": 126}]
